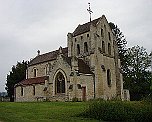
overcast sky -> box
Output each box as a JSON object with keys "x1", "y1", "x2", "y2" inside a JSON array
[{"x1": 0, "y1": 0, "x2": 152, "y2": 92}]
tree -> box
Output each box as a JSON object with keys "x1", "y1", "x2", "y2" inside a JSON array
[
  {"x1": 149, "y1": 51, "x2": 152, "y2": 91},
  {"x1": 109, "y1": 23, "x2": 151, "y2": 100},
  {"x1": 5, "y1": 61, "x2": 27, "y2": 101},
  {"x1": 109, "y1": 22, "x2": 127, "y2": 67},
  {"x1": 123, "y1": 45, "x2": 151, "y2": 100}
]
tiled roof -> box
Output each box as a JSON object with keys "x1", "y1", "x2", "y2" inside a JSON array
[
  {"x1": 29, "y1": 47, "x2": 68, "y2": 66},
  {"x1": 78, "y1": 59, "x2": 93, "y2": 74},
  {"x1": 15, "y1": 76, "x2": 48, "y2": 87},
  {"x1": 73, "y1": 18, "x2": 100, "y2": 37}
]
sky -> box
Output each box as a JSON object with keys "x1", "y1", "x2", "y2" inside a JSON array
[{"x1": 0, "y1": 0, "x2": 152, "y2": 92}]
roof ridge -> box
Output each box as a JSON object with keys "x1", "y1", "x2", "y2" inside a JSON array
[
  {"x1": 28, "y1": 47, "x2": 68, "y2": 66},
  {"x1": 38, "y1": 47, "x2": 68, "y2": 57},
  {"x1": 79, "y1": 17, "x2": 101, "y2": 26},
  {"x1": 73, "y1": 17, "x2": 101, "y2": 37}
]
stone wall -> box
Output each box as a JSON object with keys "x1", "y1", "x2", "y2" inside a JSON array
[
  {"x1": 68, "y1": 74, "x2": 94, "y2": 101},
  {"x1": 67, "y1": 15, "x2": 122, "y2": 100},
  {"x1": 27, "y1": 60, "x2": 55, "y2": 79},
  {"x1": 89, "y1": 16, "x2": 118, "y2": 99},
  {"x1": 15, "y1": 84, "x2": 45, "y2": 102},
  {"x1": 15, "y1": 15, "x2": 124, "y2": 102}
]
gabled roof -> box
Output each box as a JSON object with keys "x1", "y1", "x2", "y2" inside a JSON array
[
  {"x1": 15, "y1": 76, "x2": 48, "y2": 87},
  {"x1": 78, "y1": 59, "x2": 93, "y2": 74},
  {"x1": 73, "y1": 17, "x2": 100, "y2": 37},
  {"x1": 29, "y1": 47, "x2": 68, "y2": 66}
]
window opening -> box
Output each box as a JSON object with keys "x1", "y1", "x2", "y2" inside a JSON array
[
  {"x1": 107, "y1": 69, "x2": 111, "y2": 86},
  {"x1": 34, "y1": 68, "x2": 37, "y2": 77},
  {"x1": 21, "y1": 87, "x2": 23, "y2": 96},
  {"x1": 101, "y1": 28, "x2": 103, "y2": 37},
  {"x1": 77, "y1": 44, "x2": 80, "y2": 55},
  {"x1": 84, "y1": 42, "x2": 88, "y2": 53},
  {"x1": 108, "y1": 43, "x2": 111, "y2": 55},
  {"x1": 108, "y1": 32, "x2": 111, "y2": 41},
  {"x1": 33, "y1": 86, "x2": 35, "y2": 95},
  {"x1": 87, "y1": 34, "x2": 89, "y2": 37},
  {"x1": 102, "y1": 41, "x2": 105, "y2": 53}
]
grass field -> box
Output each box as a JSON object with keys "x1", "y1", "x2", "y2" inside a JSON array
[{"x1": 0, "y1": 102, "x2": 98, "y2": 122}]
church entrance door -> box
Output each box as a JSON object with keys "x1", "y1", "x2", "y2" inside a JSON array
[{"x1": 82, "y1": 86, "x2": 86, "y2": 101}]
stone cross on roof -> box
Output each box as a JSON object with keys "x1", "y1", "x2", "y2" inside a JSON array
[{"x1": 87, "y1": 3, "x2": 93, "y2": 22}]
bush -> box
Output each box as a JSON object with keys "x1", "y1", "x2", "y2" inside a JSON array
[
  {"x1": 80, "y1": 100, "x2": 152, "y2": 121},
  {"x1": 142, "y1": 92, "x2": 152, "y2": 103}
]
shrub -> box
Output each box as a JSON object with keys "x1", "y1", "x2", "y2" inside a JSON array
[
  {"x1": 80, "y1": 100, "x2": 152, "y2": 121},
  {"x1": 142, "y1": 92, "x2": 152, "y2": 103}
]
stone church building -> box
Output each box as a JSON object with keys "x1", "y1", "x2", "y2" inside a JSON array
[{"x1": 15, "y1": 15, "x2": 126, "y2": 102}]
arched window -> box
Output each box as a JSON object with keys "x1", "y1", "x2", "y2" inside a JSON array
[
  {"x1": 101, "y1": 28, "x2": 103, "y2": 37},
  {"x1": 77, "y1": 44, "x2": 80, "y2": 55},
  {"x1": 102, "y1": 41, "x2": 105, "y2": 53},
  {"x1": 21, "y1": 87, "x2": 23, "y2": 96},
  {"x1": 55, "y1": 72, "x2": 65, "y2": 93},
  {"x1": 104, "y1": 25, "x2": 106, "y2": 37},
  {"x1": 107, "y1": 69, "x2": 111, "y2": 86},
  {"x1": 108, "y1": 43, "x2": 111, "y2": 55},
  {"x1": 34, "y1": 68, "x2": 37, "y2": 77},
  {"x1": 104, "y1": 25, "x2": 106, "y2": 31},
  {"x1": 87, "y1": 34, "x2": 89, "y2": 38},
  {"x1": 84, "y1": 42, "x2": 88, "y2": 53},
  {"x1": 33, "y1": 86, "x2": 35, "y2": 96},
  {"x1": 108, "y1": 32, "x2": 111, "y2": 41},
  {"x1": 45, "y1": 64, "x2": 49, "y2": 76}
]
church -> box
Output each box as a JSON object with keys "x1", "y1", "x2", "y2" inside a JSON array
[{"x1": 14, "y1": 15, "x2": 127, "y2": 102}]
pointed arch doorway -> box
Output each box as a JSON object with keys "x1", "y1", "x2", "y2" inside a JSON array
[{"x1": 55, "y1": 72, "x2": 65, "y2": 94}]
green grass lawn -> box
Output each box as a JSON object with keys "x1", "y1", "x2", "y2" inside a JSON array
[{"x1": 0, "y1": 102, "x2": 98, "y2": 122}]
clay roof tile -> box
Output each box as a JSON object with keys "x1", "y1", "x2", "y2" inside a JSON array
[{"x1": 15, "y1": 76, "x2": 48, "y2": 87}]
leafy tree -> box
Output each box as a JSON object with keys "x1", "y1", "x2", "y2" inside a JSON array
[
  {"x1": 5, "y1": 61, "x2": 27, "y2": 101},
  {"x1": 123, "y1": 45, "x2": 151, "y2": 100}
]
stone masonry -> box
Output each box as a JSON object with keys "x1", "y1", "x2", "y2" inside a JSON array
[{"x1": 15, "y1": 15, "x2": 125, "y2": 102}]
